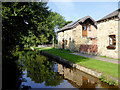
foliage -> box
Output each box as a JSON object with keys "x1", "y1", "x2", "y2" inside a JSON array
[
  {"x1": 2, "y1": 2, "x2": 72, "y2": 89},
  {"x1": 2, "y1": 2, "x2": 71, "y2": 56},
  {"x1": 2, "y1": 2, "x2": 50, "y2": 58},
  {"x1": 100, "y1": 75, "x2": 116, "y2": 86},
  {"x1": 2, "y1": 2, "x2": 49, "y2": 89},
  {"x1": 39, "y1": 34, "x2": 48, "y2": 45}
]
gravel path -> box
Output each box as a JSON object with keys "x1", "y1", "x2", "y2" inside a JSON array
[{"x1": 71, "y1": 53, "x2": 118, "y2": 64}]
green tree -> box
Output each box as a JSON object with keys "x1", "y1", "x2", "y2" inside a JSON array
[
  {"x1": 2, "y1": 2, "x2": 50, "y2": 89},
  {"x1": 2, "y1": 2, "x2": 50, "y2": 57},
  {"x1": 2, "y1": 2, "x2": 72, "y2": 89}
]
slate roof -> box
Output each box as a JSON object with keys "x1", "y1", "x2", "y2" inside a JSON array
[
  {"x1": 97, "y1": 9, "x2": 120, "y2": 22},
  {"x1": 57, "y1": 9, "x2": 120, "y2": 33},
  {"x1": 57, "y1": 16, "x2": 96, "y2": 33}
]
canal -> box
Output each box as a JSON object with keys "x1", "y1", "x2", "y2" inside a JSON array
[{"x1": 16, "y1": 50, "x2": 117, "y2": 89}]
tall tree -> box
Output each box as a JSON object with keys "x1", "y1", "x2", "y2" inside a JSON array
[
  {"x1": 2, "y1": 2, "x2": 50, "y2": 58},
  {"x1": 2, "y1": 2, "x2": 50, "y2": 89}
]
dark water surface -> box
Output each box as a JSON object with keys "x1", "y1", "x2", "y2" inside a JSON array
[{"x1": 15, "y1": 50, "x2": 117, "y2": 89}]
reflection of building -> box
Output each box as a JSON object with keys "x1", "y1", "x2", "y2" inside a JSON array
[
  {"x1": 58, "y1": 63, "x2": 118, "y2": 88},
  {"x1": 64, "y1": 67, "x2": 73, "y2": 81},
  {"x1": 58, "y1": 64, "x2": 100, "y2": 88}
]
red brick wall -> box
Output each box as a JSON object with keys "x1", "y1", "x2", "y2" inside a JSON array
[{"x1": 79, "y1": 45, "x2": 98, "y2": 54}]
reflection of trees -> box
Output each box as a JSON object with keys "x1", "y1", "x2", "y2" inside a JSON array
[{"x1": 19, "y1": 50, "x2": 63, "y2": 86}]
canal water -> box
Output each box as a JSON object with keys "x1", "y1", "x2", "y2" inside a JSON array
[{"x1": 17, "y1": 50, "x2": 117, "y2": 89}]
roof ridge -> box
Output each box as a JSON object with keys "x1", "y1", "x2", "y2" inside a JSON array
[
  {"x1": 97, "y1": 9, "x2": 119, "y2": 22},
  {"x1": 57, "y1": 16, "x2": 96, "y2": 33}
]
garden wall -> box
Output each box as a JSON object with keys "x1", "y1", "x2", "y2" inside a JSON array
[{"x1": 79, "y1": 45, "x2": 98, "y2": 55}]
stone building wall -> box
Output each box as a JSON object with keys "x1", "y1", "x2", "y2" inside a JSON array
[
  {"x1": 87, "y1": 25, "x2": 97, "y2": 38},
  {"x1": 64, "y1": 30, "x2": 73, "y2": 50},
  {"x1": 58, "y1": 24, "x2": 97, "y2": 52},
  {"x1": 72, "y1": 24, "x2": 97, "y2": 51},
  {"x1": 97, "y1": 19, "x2": 118, "y2": 59},
  {"x1": 58, "y1": 32, "x2": 63, "y2": 49},
  {"x1": 72, "y1": 25, "x2": 83, "y2": 51},
  {"x1": 58, "y1": 17, "x2": 118, "y2": 59}
]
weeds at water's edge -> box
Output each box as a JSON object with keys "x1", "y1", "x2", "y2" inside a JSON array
[{"x1": 99, "y1": 75, "x2": 117, "y2": 86}]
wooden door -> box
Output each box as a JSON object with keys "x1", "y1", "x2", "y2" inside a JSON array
[{"x1": 82, "y1": 25, "x2": 87, "y2": 37}]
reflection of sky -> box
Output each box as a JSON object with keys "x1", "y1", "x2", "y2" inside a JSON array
[{"x1": 20, "y1": 69, "x2": 78, "y2": 88}]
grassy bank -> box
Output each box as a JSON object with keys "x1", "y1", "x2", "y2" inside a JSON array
[{"x1": 34, "y1": 47, "x2": 118, "y2": 79}]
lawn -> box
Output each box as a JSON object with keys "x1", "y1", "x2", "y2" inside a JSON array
[{"x1": 34, "y1": 47, "x2": 118, "y2": 79}]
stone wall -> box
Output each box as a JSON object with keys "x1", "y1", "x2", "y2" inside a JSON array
[
  {"x1": 97, "y1": 19, "x2": 118, "y2": 59},
  {"x1": 87, "y1": 25, "x2": 97, "y2": 38},
  {"x1": 72, "y1": 25, "x2": 83, "y2": 51},
  {"x1": 79, "y1": 45, "x2": 98, "y2": 54},
  {"x1": 57, "y1": 24, "x2": 97, "y2": 52},
  {"x1": 58, "y1": 32, "x2": 63, "y2": 49},
  {"x1": 64, "y1": 30, "x2": 73, "y2": 50}
]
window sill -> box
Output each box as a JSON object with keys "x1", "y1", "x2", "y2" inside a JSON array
[
  {"x1": 106, "y1": 46, "x2": 116, "y2": 49},
  {"x1": 82, "y1": 36, "x2": 87, "y2": 38}
]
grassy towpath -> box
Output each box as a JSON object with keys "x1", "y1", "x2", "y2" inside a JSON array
[{"x1": 34, "y1": 47, "x2": 118, "y2": 79}]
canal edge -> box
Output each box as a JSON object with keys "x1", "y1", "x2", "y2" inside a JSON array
[{"x1": 39, "y1": 50, "x2": 118, "y2": 86}]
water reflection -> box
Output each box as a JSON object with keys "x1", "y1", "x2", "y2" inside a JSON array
[
  {"x1": 19, "y1": 50, "x2": 64, "y2": 88},
  {"x1": 58, "y1": 64, "x2": 118, "y2": 88},
  {"x1": 18, "y1": 50, "x2": 117, "y2": 89},
  {"x1": 58, "y1": 64, "x2": 97, "y2": 88}
]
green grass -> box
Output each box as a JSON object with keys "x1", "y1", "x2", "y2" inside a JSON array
[
  {"x1": 99, "y1": 55, "x2": 118, "y2": 60},
  {"x1": 34, "y1": 47, "x2": 118, "y2": 79}
]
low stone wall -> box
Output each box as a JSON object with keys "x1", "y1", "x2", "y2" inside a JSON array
[
  {"x1": 79, "y1": 45, "x2": 98, "y2": 55},
  {"x1": 40, "y1": 51, "x2": 102, "y2": 78}
]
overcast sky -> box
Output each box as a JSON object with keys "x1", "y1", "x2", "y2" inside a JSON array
[{"x1": 47, "y1": 1, "x2": 118, "y2": 22}]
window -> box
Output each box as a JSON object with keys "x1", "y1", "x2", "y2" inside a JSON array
[
  {"x1": 109, "y1": 35, "x2": 116, "y2": 46},
  {"x1": 88, "y1": 25, "x2": 91, "y2": 31},
  {"x1": 82, "y1": 26, "x2": 87, "y2": 30},
  {"x1": 84, "y1": 26, "x2": 87, "y2": 30},
  {"x1": 107, "y1": 35, "x2": 116, "y2": 49},
  {"x1": 82, "y1": 26, "x2": 84, "y2": 30}
]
